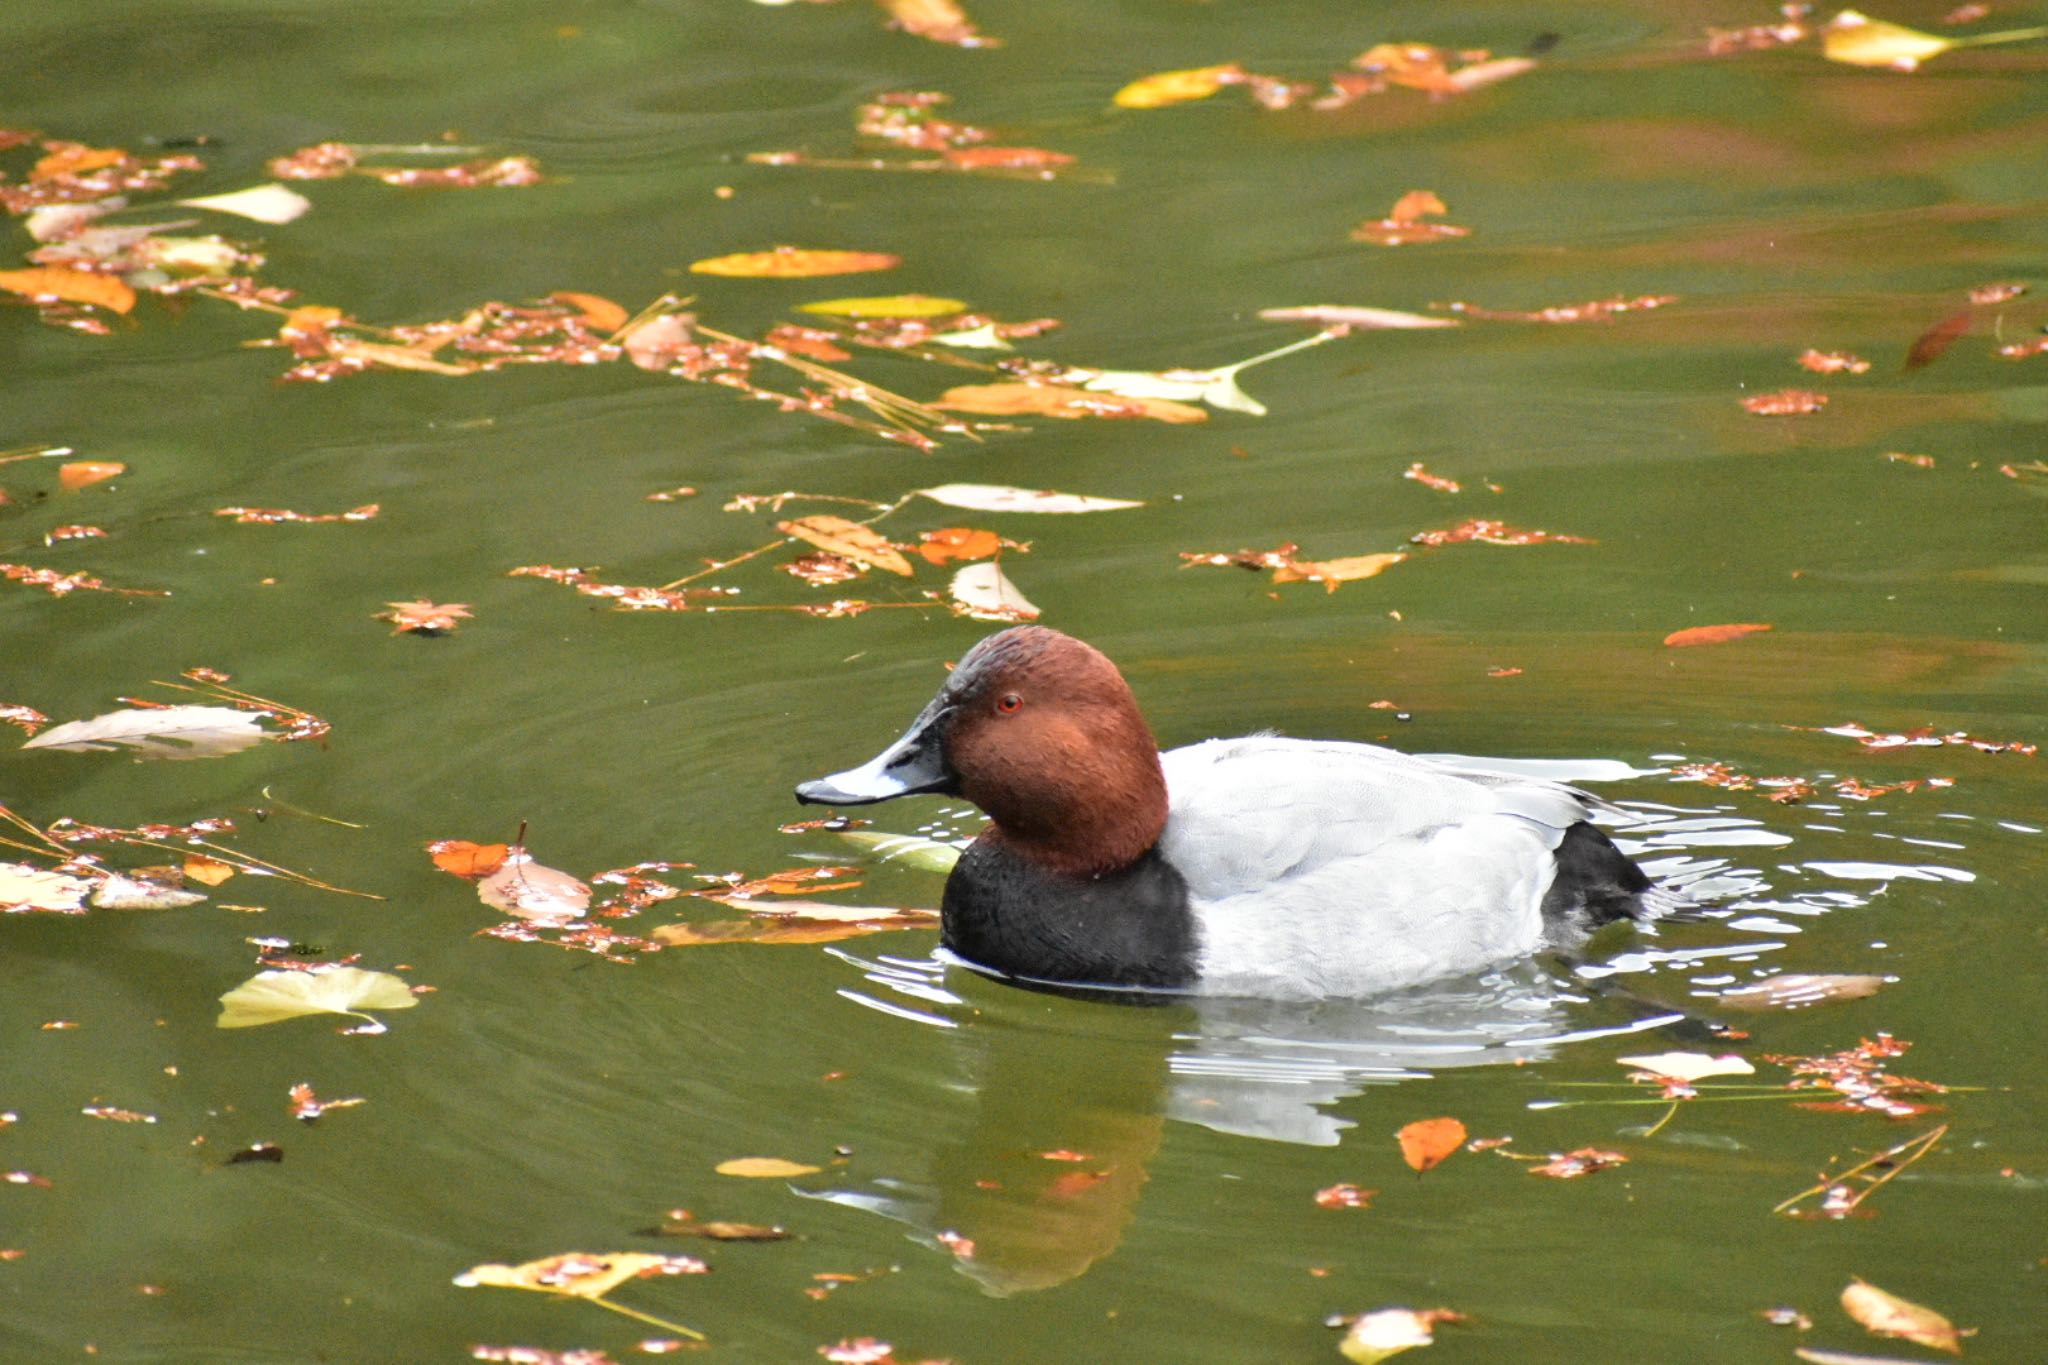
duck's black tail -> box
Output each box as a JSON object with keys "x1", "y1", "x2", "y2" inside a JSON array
[{"x1": 1541, "y1": 820, "x2": 1656, "y2": 930}]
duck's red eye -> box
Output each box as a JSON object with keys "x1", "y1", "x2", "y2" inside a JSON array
[{"x1": 996, "y1": 692, "x2": 1023, "y2": 715}]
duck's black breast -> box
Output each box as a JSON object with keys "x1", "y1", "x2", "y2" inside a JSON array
[{"x1": 940, "y1": 839, "x2": 1199, "y2": 991}]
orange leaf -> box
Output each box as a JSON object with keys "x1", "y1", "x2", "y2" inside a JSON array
[
  {"x1": 32, "y1": 144, "x2": 125, "y2": 181},
  {"x1": 689, "y1": 247, "x2": 900, "y2": 278},
  {"x1": 182, "y1": 854, "x2": 236, "y2": 887},
  {"x1": 916, "y1": 527, "x2": 1001, "y2": 565},
  {"x1": 1390, "y1": 190, "x2": 1449, "y2": 223},
  {"x1": 0, "y1": 266, "x2": 136, "y2": 315},
  {"x1": 933, "y1": 381, "x2": 1207, "y2": 424},
  {"x1": 428, "y1": 839, "x2": 510, "y2": 878},
  {"x1": 879, "y1": 0, "x2": 996, "y2": 48},
  {"x1": 1664, "y1": 623, "x2": 1773, "y2": 648},
  {"x1": 1397, "y1": 1116, "x2": 1467, "y2": 1173},
  {"x1": 940, "y1": 146, "x2": 1074, "y2": 170},
  {"x1": 58, "y1": 461, "x2": 126, "y2": 491},
  {"x1": 548, "y1": 291, "x2": 629, "y2": 331}
]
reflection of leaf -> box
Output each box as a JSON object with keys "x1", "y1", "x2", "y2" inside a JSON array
[
  {"x1": 652, "y1": 905, "x2": 935, "y2": 947},
  {"x1": 778, "y1": 514, "x2": 914, "y2": 576},
  {"x1": 933, "y1": 381, "x2": 1207, "y2": 424},
  {"x1": 689, "y1": 247, "x2": 900, "y2": 277},
  {"x1": 1397, "y1": 1117, "x2": 1466, "y2": 1173},
  {"x1": 1839, "y1": 1279, "x2": 1968, "y2": 1354},
  {"x1": 176, "y1": 183, "x2": 313, "y2": 224},
  {"x1": 917, "y1": 483, "x2": 1143, "y2": 514},
  {"x1": 0, "y1": 862, "x2": 92, "y2": 913},
  {"x1": 1617, "y1": 1051, "x2": 1755, "y2": 1082},
  {"x1": 24, "y1": 705, "x2": 268, "y2": 760},
  {"x1": 801, "y1": 294, "x2": 966, "y2": 318},
  {"x1": 716, "y1": 1157, "x2": 821, "y2": 1178},
  {"x1": 1113, "y1": 63, "x2": 1243, "y2": 109},
  {"x1": 0, "y1": 265, "x2": 136, "y2": 314},
  {"x1": 950, "y1": 562, "x2": 1040, "y2": 621},
  {"x1": 217, "y1": 967, "x2": 418, "y2": 1029},
  {"x1": 834, "y1": 830, "x2": 965, "y2": 874}
]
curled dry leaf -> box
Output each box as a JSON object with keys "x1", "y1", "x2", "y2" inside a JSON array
[
  {"x1": 688, "y1": 247, "x2": 901, "y2": 278},
  {"x1": 778, "y1": 514, "x2": 914, "y2": 576},
  {"x1": 1663, "y1": 623, "x2": 1773, "y2": 647},
  {"x1": 949, "y1": 561, "x2": 1039, "y2": 621},
  {"x1": 1528, "y1": 1147, "x2": 1628, "y2": 1179},
  {"x1": 23, "y1": 705, "x2": 269, "y2": 760},
  {"x1": 918, "y1": 482, "x2": 1143, "y2": 514},
  {"x1": 1396, "y1": 1117, "x2": 1467, "y2": 1173},
  {"x1": 879, "y1": 0, "x2": 997, "y2": 49},
  {"x1": 546, "y1": 291, "x2": 629, "y2": 331},
  {"x1": 1839, "y1": 1279, "x2": 1970, "y2": 1354},
  {"x1": 1315, "y1": 1183, "x2": 1376, "y2": 1209},
  {"x1": 217, "y1": 966, "x2": 418, "y2": 1029},
  {"x1": 1799, "y1": 349, "x2": 1872, "y2": 374},
  {"x1": 933, "y1": 381, "x2": 1208, "y2": 424},
  {"x1": 1113, "y1": 63, "x2": 1246, "y2": 109},
  {"x1": 715, "y1": 1156, "x2": 821, "y2": 1178},
  {"x1": 1352, "y1": 190, "x2": 1469, "y2": 246},
  {"x1": 0, "y1": 266, "x2": 137, "y2": 315},
  {"x1": 1904, "y1": 308, "x2": 1973, "y2": 371}
]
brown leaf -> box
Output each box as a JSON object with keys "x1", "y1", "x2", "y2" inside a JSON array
[
  {"x1": 182, "y1": 854, "x2": 236, "y2": 887},
  {"x1": 689, "y1": 247, "x2": 900, "y2": 278},
  {"x1": 1839, "y1": 1279, "x2": 1969, "y2": 1354},
  {"x1": 1904, "y1": 308, "x2": 1972, "y2": 371},
  {"x1": 327, "y1": 339, "x2": 478, "y2": 377},
  {"x1": 933, "y1": 381, "x2": 1207, "y2": 424},
  {"x1": 1397, "y1": 1116, "x2": 1467, "y2": 1173},
  {"x1": 1663, "y1": 623, "x2": 1773, "y2": 647},
  {"x1": 654, "y1": 1216, "x2": 791, "y2": 1242},
  {"x1": 1798, "y1": 349, "x2": 1872, "y2": 374},
  {"x1": 0, "y1": 266, "x2": 136, "y2": 315},
  {"x1": 940, "y1": 146, "x2": 1074, "y2": 170},
  {"x1": 777, "y1": 514, "x2": 914, "y2": 576}
]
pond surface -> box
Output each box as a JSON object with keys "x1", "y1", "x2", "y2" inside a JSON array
[{"x1": 3, "y1": 1, "x2": 2045, "y2": 1361}]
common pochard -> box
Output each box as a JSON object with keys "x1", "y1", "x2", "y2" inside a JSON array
[{"x1": 796, "y1": 626, "x2": 1660, "y2": 998}]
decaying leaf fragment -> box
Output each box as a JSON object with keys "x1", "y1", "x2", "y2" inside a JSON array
[
  {"x1": 0, "y1": 862, "x2": 93, "y2": 913},
  {"x1": 948, "y1": 561, "x2": 1039, "y2": 621},
  {"x1": 1616, "y1": 1051, "x2": 1756, "y2": 1083},
  {"x1": 477, "y1": 849, "x2": 592, "y2": 925},
  {"x1": 778, "y1": 514, "x2": 915, "y2": 576},
  {"x1": 217, "y1": 966, "x2": 418, "y2": 1029},
  {"x1": 1719, "y1": 974, "x2": 1886, "y2": 1011},
  {"x1": 932, "y1": 381, "x2": 1208, "y2": 424},
  {"x1": 1351, "y1": 191, "x2": 1469, "y2": 246},
  {"x1": 1839, "y1": 1278, "x2": 1970, "y2": 1354},
  {"x1": 377, "y1": 599, "x2": 472, "y2": 635}
]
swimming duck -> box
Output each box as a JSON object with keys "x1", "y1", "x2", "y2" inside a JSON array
[{"x1": 795, "y1": 626, "x2": 1658, "y2": 999}]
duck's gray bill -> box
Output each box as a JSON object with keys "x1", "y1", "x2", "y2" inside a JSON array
[{"x1": 795, "y1": 708, "x2": 952, "y2": 806}]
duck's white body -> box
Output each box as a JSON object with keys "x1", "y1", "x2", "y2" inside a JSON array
[{"x1": 1160, "y1": 738, "x2": 1588, "y2": 998}]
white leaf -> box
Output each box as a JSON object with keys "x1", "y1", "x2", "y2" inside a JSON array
[
  {"x1": 931, "y1": 322, "x2": 1014, "y2": 351},
  {"x1": 25, "y1": 199, "x2": 120, "y2": 243},
  {"x1": 1616, "y1": 1051, "x2": 1756, "y2": 1082},
  {"x1": 91, "y1": 874, "x2": 208, "y2": 910},
  {"x1": 1258, "y1": 304, "x2": 1460, "y2": 329},
  {"x1": 217, "y1": 967, "x2": 418, "y2": 1029},
  {"x1": 950, "y1": 562, "x2": 1040, "y2": 621},
  {"x1": 176, "y1": 183, "x2": 312, "y2": 224},
  {"x1": 477, "y1": 851, "x2": 591, "y2": 924},
  {"x1": 918, "y1": 483, "x2": 1143, "y2": 514},
  {"x1": 23, "y1": 705, "x2": 269, "y2": 760},
  {"x1": 1080, "y1": 367, "x2": 1268, "y2": 416},
  {"x1": 0, "y1": 862, "x2": 92, "y2": 912}
]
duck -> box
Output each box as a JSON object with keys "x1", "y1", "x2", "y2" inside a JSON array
[{"x1": 795, "y1": 626, "x2": 1661, "y2": 999}]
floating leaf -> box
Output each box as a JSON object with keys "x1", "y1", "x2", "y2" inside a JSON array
[
  {"x1": 23, "y1": 705, "x2": 268, "y2": 760},
  {"x1": 1904, "y1": 308, "x2": 1973, "y2": 371},
  {"x1": 1397, "y1": 1117, "x2": 1467, "y2": 1173},
  {"x1": 0, "y1": 862, "x2": 92, "y2": 913},
  {"x1": 1273, "y1": 552, "x2": 1405, "y2": 592},
  {"x1": 716, "y1": 1156, "x2": 821, "y2": 1178},
  {"x1": 1352, "y1": 190, "x2": 1470, "y2": 246},
  {"x1": 1821, "y1": 10, "x2": 1953, "y2": 70},
  {"x1": 455, "y1": 1251, "x2": 706, "y2": 1341},
  {"x1": 1839, "y1": 1279, "x2": 1969, "y2": 1354},
  {"x1": 58, "y1": 460, "x2": 126, "y2": 490},
  {"x1": 182, "y1": 854, "x2": 236, "y2": 887},
  {"x1": 90, "y1": 873, "x2": 207, "y2": 910},
  {"x1": 778, "y1": 514, "x2": 914, "y2": 576},
  {"x1": 1663, "y1": 623, "x2": 1773, "y2": 647},
  {"x1": 933, "y1": 381, "x2": 1207, "y2": 424},
  {"x1": 878, "y1": 0, "x2": 996, "y2": 48},
  {"x1": 478, "y1": 851, "x2": 592, "y2": 924},
  {"x1": 1528, "y1": 1147, "x2": 1628, "y2": 1179},
  {"x1": 429, "y1": 839, "x2": 510, "y2": 877},
  {"x1": 1315, "y1": 1183, "x2": 1376, "y2": 1209},
  {"x1": 917, "y1": 483, "x2": 1143, "y2": 514},
  {"x1": 217, "y1": 967, "x2": 418, "y2": 1029},
  {"x1": 1340, "y1": 1308, "x2": 1465, "y2": 1365},
  {"x1": 378, "y1": 599, "x2": 473, "y2": 634},
  {"x1": 653, "y1": 908, "x2": 934, "y2": 947},
  {"x1": 950, "y1": 561, "x2": 1039, "y2": 621},
  {"x1": 1719, "y1": 974, "x2": 1887, "y2": 1011},
  {"x1": 1616, "y1": 1052, "x2": 1756, "y2": 1083},
  {"x1": 547, "y1": 291, "x2": 628, "y2": 331},
  {"x1": 915, "y1": 527, "x2": 1002, "y2": 565},
  {"x1": 1113, "y1": 63, "x2": 1244, "y2": 109},
  {"x1": 689, "y1": 247, "x2": 900, "y2": 278},
  {"x1": 175, "y1": 183, "x2": 313, "y2": 224},
  {"x1": 1743, "y1": 389, "x2": 1828, "y2": 415},
  {"x1": 800, "y1": 294, "x2": 967, "y2": 318},
  {"x1": 654, "y1": 1215, "x2": 791, "y2": 1242},
  {"x1": 0, "y1": 266, "x2": 136, "y2": 315}
]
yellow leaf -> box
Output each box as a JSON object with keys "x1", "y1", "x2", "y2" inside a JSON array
[
  {"x1": 1822, "y1": 11, "x2": 1953, "y2": 69},
  {"x1": 216, "y1": 967, "x2": 418, "y2": 1029},
  {"x1": 1113, "y1": 63, "x2": 1243, "y2": 109},
  {"x1": 934, "y1": 381, "x2": 1207, "y2": 424},
  {"x1": 329, "y1": 340, "x2": 478, "y2": 376},
  {"x1": 716, "y1": 1156, "x2": 821, "y2": 1178},
  {"x1": 548, "y1": 290, "x2": 629, "y2": 330},
  {"x1": 0, "y1": 266, "x2": 136, "y2": 315},
  {"x1": 182, "y1": 854, "x2": 236, "y2": 887},
  {"x1": 799, "y1": 293, "x2": 968, "y2": 318},
  {"x1": 777, "y1": 514, "x2": 914, "y2": 576},
  {"x1": 1839, "y1": 1278, "x2": 1970, "y2": 1354},
  {"x1": 1271, "y1": 552, "x2": 1405, "y2": 592},
  {"x1": 456, "y1": 1251, "x2": 672, "y2": 1300},
  {"x1": 689, "y1": 247, "x2": 900, "y2": 278}
]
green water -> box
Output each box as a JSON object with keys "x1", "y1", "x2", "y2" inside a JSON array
[{"x1": 3, "y1": 2, "x2": 2045, "y2": 1361}]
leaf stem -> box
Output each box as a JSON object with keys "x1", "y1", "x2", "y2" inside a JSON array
[{"x1": 588, "y1": 1293, "x2": 707, "y2": 1342}]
